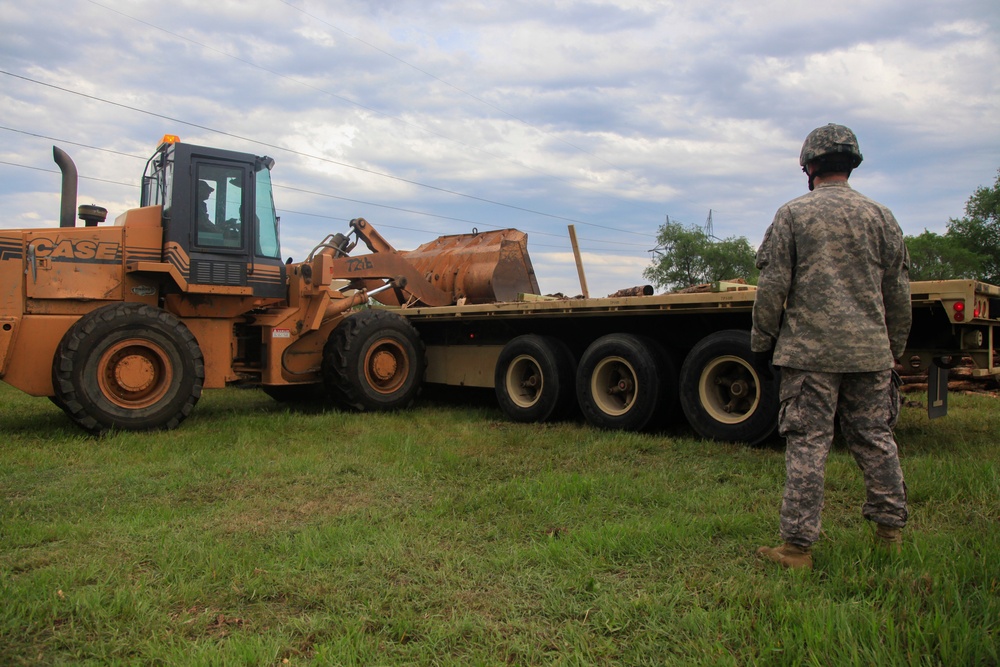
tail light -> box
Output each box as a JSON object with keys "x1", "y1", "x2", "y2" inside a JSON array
[{"x1": 953, "y1": 301, "x2": 965, "y2": 322}]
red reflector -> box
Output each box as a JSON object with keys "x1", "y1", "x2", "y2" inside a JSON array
[
  {"x1": 954, "y1": 312, "x2": 965, "y2": 322},
  {"x1": 953, "y1": 301, "x2": 965, "y2": 312}
]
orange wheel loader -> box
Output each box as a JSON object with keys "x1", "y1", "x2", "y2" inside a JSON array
[{"x1": 0, "y1": 137, "x2": 539, "y2": 434}]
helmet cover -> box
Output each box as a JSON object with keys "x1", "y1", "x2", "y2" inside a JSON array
[{"x1": 799, "y1": 123, "x2": 863, "y2": 168}]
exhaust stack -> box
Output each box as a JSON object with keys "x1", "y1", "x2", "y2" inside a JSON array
[{"x1": 52, "y1": 146, "x2": 78, "y2": 228}]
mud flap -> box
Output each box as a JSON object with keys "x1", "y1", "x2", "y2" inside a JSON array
[{"x1": 927, "y1": 363, "x2": 949, "y2": 420}]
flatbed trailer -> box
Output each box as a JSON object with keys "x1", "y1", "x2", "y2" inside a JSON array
[{"x1": 391, "y1": 278, "x2": 1000, "y2": 445}]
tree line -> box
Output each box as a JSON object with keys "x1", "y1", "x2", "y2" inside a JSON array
[{"x1": 644, "y1": 170, "x2": 1000, "y2": 291}]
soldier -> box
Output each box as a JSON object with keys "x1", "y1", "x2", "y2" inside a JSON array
[
  {"x1": 751, "y1": 123, "x2": 911, "y2": 570},
  {"x1": 197, "y1": 180, "x2": 216, "y2": 231}
]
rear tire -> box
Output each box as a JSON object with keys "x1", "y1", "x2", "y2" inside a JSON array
[
  {"x1": 678, "y1": 329, "x2": 779, "y2": 445},
  {"x1": 322, "y1": 310, "x2": 425, "y2": 411},
  {"x1": 495, "y1": 335, "x2": 576, "y2": 423},
  {"x1": 51, "y1": 303, "x2": 204, "y2": 434},
  {"x1": 576, "y1": 334, "x2": 675, "y2": 431}
]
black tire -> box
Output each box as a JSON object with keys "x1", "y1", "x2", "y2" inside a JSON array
[
  {"x1": 494, "y1": 335, "x2": 576, "y2": 423},
  {"x1": 322, "y1": 309, "x2": 425, "y2": 411},
  {"x1": 644, "y1": 337, "x2": 681, "y2": 429},
  {"x1": 51, "y1": 303, "x2": 204, "y2": 434},
  {"x1": 678, "y1": 329, "x2": 779, "y2": 445},
  {"x1": 576, "y1": 334, "x2": 675, "y2": 431}
]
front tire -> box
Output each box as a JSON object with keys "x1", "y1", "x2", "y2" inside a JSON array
[
  {"x1": 51, "y1": 303, "x2": 204, "y2": 434},
  {"x1": 678, "y1": 329, "x2": 779, "y2": 445},
  {"x1": 322, "y1": 309, "x2": 425, "y2": 411},
  {"x1": 494, "y1": 335, "x2": 576, "y2": 423}
]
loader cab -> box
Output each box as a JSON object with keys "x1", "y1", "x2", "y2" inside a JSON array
[{"x1": 141, "y1": 137, "x2": 286, "y2": 299}]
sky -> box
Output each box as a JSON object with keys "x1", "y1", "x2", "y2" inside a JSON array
[{"x1": 1, "y1": 0, "x2": 998, "y2": 298}]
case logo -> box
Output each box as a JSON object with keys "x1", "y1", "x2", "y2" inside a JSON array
[{"x1": 33, "y1": 238, "x2": 120, "y2": 261}]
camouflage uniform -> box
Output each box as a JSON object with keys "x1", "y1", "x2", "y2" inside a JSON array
[{"x1": 752, "y1": 177, "x2": 911, "y2": 548}]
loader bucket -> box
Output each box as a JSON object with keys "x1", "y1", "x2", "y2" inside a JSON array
[{"x1": 390, "y1": 229, "x2": 540, "y2": 305}]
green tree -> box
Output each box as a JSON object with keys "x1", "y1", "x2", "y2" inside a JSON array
[
  {"x1": 643, "y1": 221, "x2": 758, "y2": 291},
  {"x1": 945, "y1": 169, "x2": 1000, "y2": 285},
  {"x1": 904, "y1": 169, "x2": 1000, "y2": 284},
  {"x1": 905, "y1": 230, "x2": 983, "y2": 281}
]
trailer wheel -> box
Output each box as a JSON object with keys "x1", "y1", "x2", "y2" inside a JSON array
[
  {"x1": 678, "y1": 329, "x2": 779, "y2": 445},
  {"x1": 576, "y1": 334, "x2": 674, "y2": 431},
  {"x1": 51, "y1": 303, "x2": 204, "y2": 435},
  {"x1": 323, "y1": 309, "x2": 425, "y2": 411},
  {"x1": 495, "y1": 335, "x2": 576, "y2": 423}
]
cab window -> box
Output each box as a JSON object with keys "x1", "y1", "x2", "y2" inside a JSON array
[
  {"x1": 195, "y1": 164, "x2": 245, "y2": 249},
  {"x1": 255, "y1": 168, "x2": 281, "y2": 259}
]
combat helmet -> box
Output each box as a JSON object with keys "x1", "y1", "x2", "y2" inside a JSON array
[
  {"x1": 799, "y1": 123, "x2": 863, "y2": 168},
  {"x1": 799, "y1": 123, "x2": 863, "y2": 189}
]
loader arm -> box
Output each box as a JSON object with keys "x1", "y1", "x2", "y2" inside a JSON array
[{"x1": 327, "y1": 252, "x2": 455, "y2": 307}]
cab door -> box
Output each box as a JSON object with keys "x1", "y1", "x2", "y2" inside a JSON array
[
  {"x1": 184, "y1": 158, "x2": 252, "y2": 288},
  {"x1": 157, "y1": 142, "x2": 285, "y2": 299}
]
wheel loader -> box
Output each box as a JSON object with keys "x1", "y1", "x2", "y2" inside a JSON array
[{"x1": 0, "y1": 136, "x2": 539, "y2": 434}]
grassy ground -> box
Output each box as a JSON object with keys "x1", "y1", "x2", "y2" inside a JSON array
[{"x1": 0, "y1": 383, "x2": 997, "y2": 666}]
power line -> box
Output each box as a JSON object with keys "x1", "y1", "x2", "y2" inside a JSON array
[
  {"x1": 274, "y1": 187, "x2": 648, "y2": 247},
  {"x1": 276, "y1": 208, "x2": 641, "y2": 255},
  {"x1": 0, "y1": 160, "x2": 135, "y2": 189},
  {"x1": 0, "y1": 156, "x2": 648, "y2": 255},
  {"x1": 1, "y1": 69, "x2": 656, "y2": 240},
  {"x1": 0, "y1": 126, "x2": 147, "y2": 162},
  {"x1": 83, "y1": 0, "x2": 661, "y2": 222},
  {"x1": 0, "y1": 125, "x2": 651, "y2": 248}
]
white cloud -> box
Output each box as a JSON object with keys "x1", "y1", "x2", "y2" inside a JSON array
[{"x1": 0, "y1": 0, "x2": 997, "y2": 299}]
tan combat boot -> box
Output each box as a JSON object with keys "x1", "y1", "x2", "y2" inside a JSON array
[
  {"x1": 756, "y1": 543, "x2": 813, "y2": 570},
  {"x1": 875, "y1": 524, "x2": 902, "y2": 554}
]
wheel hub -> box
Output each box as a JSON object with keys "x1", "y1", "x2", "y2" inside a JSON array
[
  {"x1": 114, "y1": 354, "x2": 156, "y2": 393},
  {"x1": 700, "y1": 356, "x2": 761, "y2": 424},
  {"x1": 507, "y1": 355, "x2": 542, "y2": 408},
  {"x1": 592, "y1": 356, "x2": 637, "y2": 415},
  {"x1": 97, "y1": 338, "x2": 173, "y2": 409},
  {"x1": 370, "y1": 349, "x2": 398, "y2": 381},
  {"x1": 363, "y1": 338, "x2": 410, "y2": 394}
]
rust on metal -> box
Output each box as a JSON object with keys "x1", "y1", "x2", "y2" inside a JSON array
[{"x1": 387, "y1": 228, "x2": 541, "y2": 305}]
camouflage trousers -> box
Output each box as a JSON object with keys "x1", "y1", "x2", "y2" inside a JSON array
[{"x1": 777, "y1": 367, "x2": 908, "y2": 547}]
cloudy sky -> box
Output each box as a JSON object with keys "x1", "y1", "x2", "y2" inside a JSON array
[{"x1": 2, "y1": 0, "x2": 998, "y2": 297}]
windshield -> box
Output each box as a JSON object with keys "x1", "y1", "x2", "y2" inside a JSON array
[{"x1": 255, "y1": 167, "x2": 280, "y2": 259}]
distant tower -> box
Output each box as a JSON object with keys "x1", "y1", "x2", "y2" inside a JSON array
[
  {"x1": 649, "y1": 214, "x2": 670, "y2": 257},
  {"x1": 704, "y1": 209, "x2": 714, "y2": 239}
]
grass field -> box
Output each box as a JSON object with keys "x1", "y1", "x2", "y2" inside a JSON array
[{"x1": 1, "y1": 382, "x2": 997, "y2": 665}]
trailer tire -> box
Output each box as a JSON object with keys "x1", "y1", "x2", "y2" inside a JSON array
[
  {"x1": 576, "y1": 334, "x2": 674, "y2": 431},
  {"x1": 51, "y1": 303, "x2": 204, "y2": 435},
  {"x1": 495, "y1": 335, "x2": 576, "y2": 423},
  {"x1": 323, "y1": 309, "x2": 425, "y2": 411},
  {"x1": 679, "y1": 329, "x2": 779, "y2": 445}
]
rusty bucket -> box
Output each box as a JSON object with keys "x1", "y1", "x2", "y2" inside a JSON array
[{"x1": 387, "y1": 229, "x2": 540, "y2": 305}]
